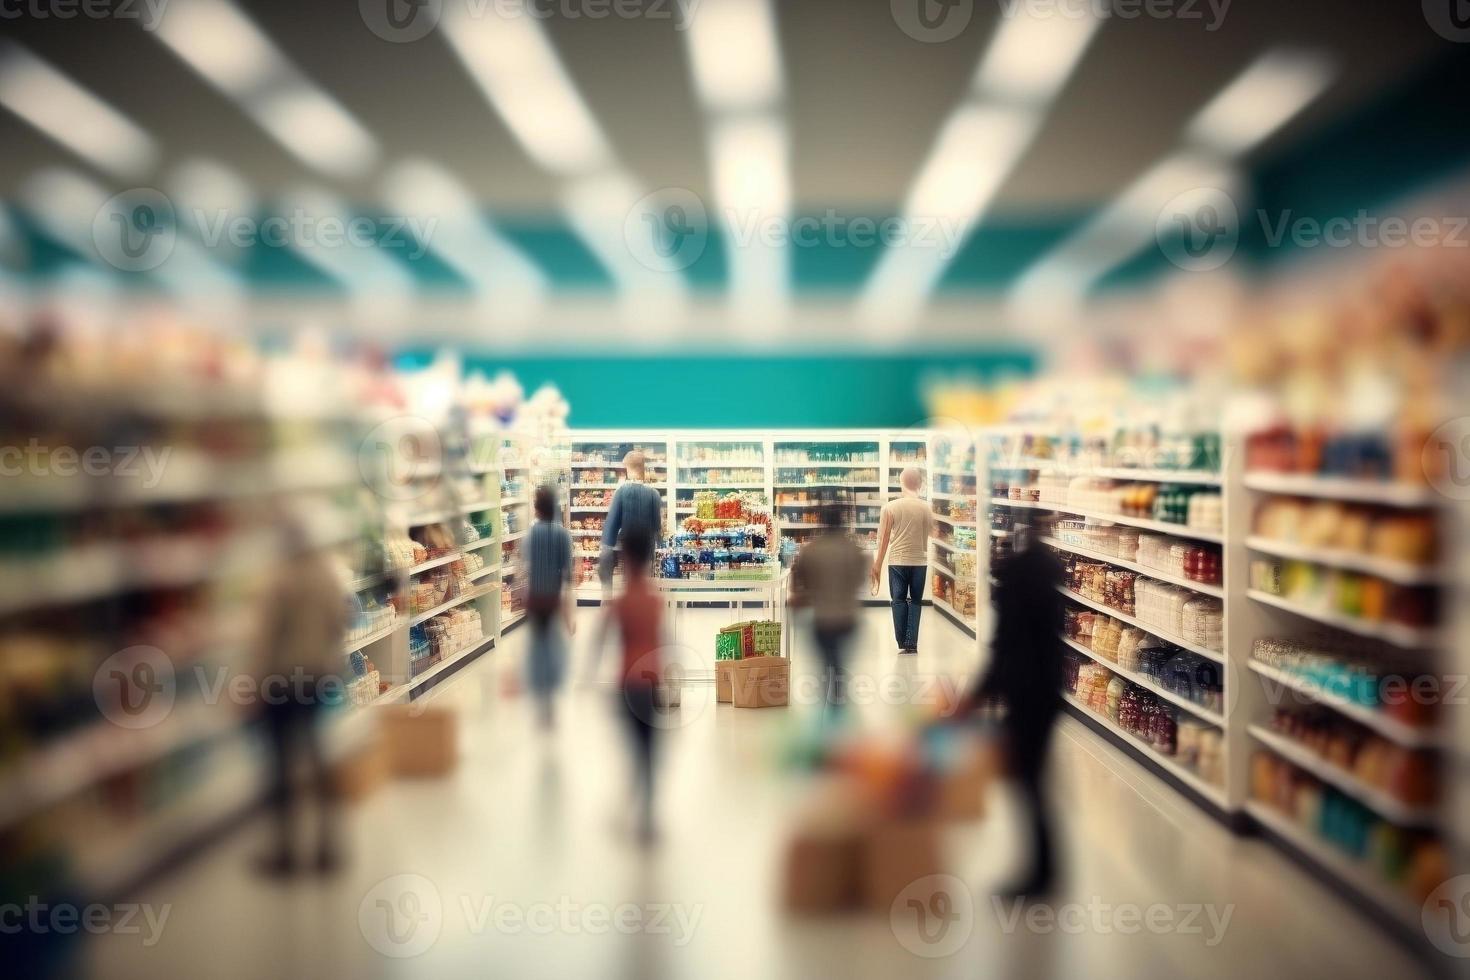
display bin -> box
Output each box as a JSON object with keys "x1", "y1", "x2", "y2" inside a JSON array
[
  {"x1": 719, "y1": 621, "x2": 757, "y2": 658},
  {"x1": 715, "y1": 630, "x2": 744, "y2": 661},
  {"x1": 752, "y1": 620, "x2": 782, "y2": 656}
]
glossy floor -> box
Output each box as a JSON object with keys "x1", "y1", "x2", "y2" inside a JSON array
[{"x1": 83, "y1": 605, "x2": 1431, "y2": 980}]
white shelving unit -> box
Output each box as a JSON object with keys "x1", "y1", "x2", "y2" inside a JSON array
[
  {"x1": 927, "y1": 430, "x2": 979, "y2": 635},
  {"x1": 983, "y1": 425, "x2": 1231, "y2": 811}
]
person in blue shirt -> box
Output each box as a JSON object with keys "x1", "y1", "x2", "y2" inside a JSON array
[
  {"x1": 526, "y1": 484, "x2": 575, "y2": 729},
  {"x1": 598, "y1": 450, "x2": 663, "y2": 585}
]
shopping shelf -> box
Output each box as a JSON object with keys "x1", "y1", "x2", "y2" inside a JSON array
[
  {"x1": 1246, "y1": 589, "x2": 1440, "y2": 650},
  {"x1": 406, "y1": 509, "x2": 456, "y2": 527},
  {"x1": 460, "y1": 500, "x2": 496, "y2": 513},
  {"x1": 345, "y1": 620, "x2": 403, "y2": 653},
  {"x1": 1245, "y1": 536, "x2": 1441, "y2": 586},
  {"x1": 409, "y1": 589, "x2": 488, "y2": 626},
  {"x1": 991, "y1": 497, "x2": 1225, "y2": 543},
  {"x1": 1245, "y1": 800, "x2": 1420, "y2": 929},
  {"x1": 462, "y1": 536, "x2": 500, "y2": 552},
  {"x1": 1006, "y1": 459, "x2": 1222, "y2": 486},
  {"x1": 1056, "y1": 587, "x2": 1224, "y2": 663},
  {"x1": 1061, "y1": 636, "x2": 1225, "y2": 726},
  {"x1": 1040, "y1": 536, "x2": 1225, "y2": 598},
  {"x1": 500, "y1": 529, "x2": 530, "y2": 543},
  {"x1": 1064, "y1": 693, "x2": 1228, "y2": 809},
  {"x1": 1245, "y1": 660, "x2": 1442, "y2": 748},
  {"x1": 930, "y1": 593, "x2": 975, "y2": 628},
  {"x1": 931, "y1": 539, "x2": 975, "y2": 554},
  {"x1": 408, "y1": 633, "x2": 496, "y2": 688},
  {"x1": 928, "y1": 490, "x2": 975, "y2": 501},
  {"x1": 501, "y1": 496, "x2": 529, "y2": 506},
  {"x1": 1247, "y1": 725, "x2": 1438, "y2": 826},
  {"x1": 571, "y1": 505, "x2": 613, "y2": 512},
  {"x1": 467, "y1": 564, "x2": 501, "y2": 581},
  {"x1": 932, "y1": 514, "x2": 977, "y2": 527},
  {"x1": 1242, "y1": 472, "x2": 1438, "y2": 508},
  {"x1": 407, "y1": 552, "x2": 462, "y2": 576}
]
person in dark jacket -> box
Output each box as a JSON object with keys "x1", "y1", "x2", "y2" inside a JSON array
[{"x1": 967, "y1": 525, "x2": 1065, "y2": 898}]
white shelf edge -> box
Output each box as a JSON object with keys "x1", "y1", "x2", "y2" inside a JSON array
[
  {"x1": 1242, "y1": 473, "x2": 1438, "y2": 508},
  {"x1": 1040, "y1": 536, "x2": 1225, "y2": 598},
  {"x1": 1245, "y1": 660, "x2": 1442, "y2": 748},
  {"x1": 1064, "y1": 694, "x2": 1228, "y2": 807},
  {"x1": 1246, "y1": 589, "x2": 1439, "y2": 650},
  {"x1": 1244, "y1": 536, "x2": 1441, "y2": 586},
  {"x1": 1057, "y1": 587, "x2": 1225, "y2": 663},
  {"x1": 1247, "y1": 725, "x2": 1437, "y2": 826},
  {"x1": 1062, "y1": 636, "x2": 1225, "y2": 726}
]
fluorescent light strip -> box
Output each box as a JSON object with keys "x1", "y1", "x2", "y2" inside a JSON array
[
  {"x1": 1007, "y1": 151, "x2": 1240, "y2": 319},
  {"x1": 380, "y1": 159, "x2": 548, "y2": 327},
  {"x1": 18, "y1": 167, "x2": 244, "y2": 303},
  {"x1": 1006, "y1": 48, "x2": 1335, "y2": 317},
  {"x1": 441, "y1": 0, "x2": 611, "y2": 177},
  {"x1": 857, "y1": 103, "x2": 1041, "y2": 330},
  {"x1": 686, "y1": 0, "x2": 782, "y2": 112},
  {"x1": 1186, "y1": 49, "x2": 1335, "y2": 156},
  {"x1": 856, "y1": 12, "x2": 1100, "y2": 331},
  {"x1": 562, "y1": 171, "x2": 687, "y2": 337},
  {"x1": 709, "y1": 115, "x2": 790, "y2": 324},
  {"x1": 0, "y1": 45, "x2": 157, "y2": 179},
  {"x1": 154, "y1": 0, "x2": 377, "y2": 176},
  {"x1": 972, "y1": 6, "x2": 1102, "y2": 105},
  {"x1": 272, "y1": 186, "x2": 417, "y2": 301}
]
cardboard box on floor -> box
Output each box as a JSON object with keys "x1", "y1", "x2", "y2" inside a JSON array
[
  {"x1": 729, "y1": 656, "x2": 789, "y2": 708},
  {"x1": 378, "y1": 704, "x2": 458, "y2": 778},
  {"x1": 715, "y1": 660, "x2": 737, "y2": 703},
  {"x1": 331, "y1": 731, "x2": 390, "y2": 804}
]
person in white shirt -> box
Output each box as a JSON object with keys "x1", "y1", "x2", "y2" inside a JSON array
[{"x1": 870, "y1": 467, "x2": 932, "y2": 654}]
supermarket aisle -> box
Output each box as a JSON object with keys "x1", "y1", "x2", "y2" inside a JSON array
[{"x1": 82, "y1": 606, "x2": 1426, "y2": 980}]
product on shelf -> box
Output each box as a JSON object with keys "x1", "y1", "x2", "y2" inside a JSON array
[
  {"x1": 1253, "y1": 496, "x2": 1438, "y2": 568},
  {"x1": 1250, "y1": 637, "x2": 1439, "y2": 730},
  {"x1": 1249, "y1": 752, "x2": 1445, "y2": 903},
  {"x1": 1265, "y1": 707, "x2": 1439, "y2": 808},
  {"x1": 1247, "y1": 558, "x2": 1437, "y2": 630}
]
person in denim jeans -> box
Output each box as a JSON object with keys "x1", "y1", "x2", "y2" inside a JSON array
[{"x1": 870, "y1": 468, "x2": 932, "y2": 653}]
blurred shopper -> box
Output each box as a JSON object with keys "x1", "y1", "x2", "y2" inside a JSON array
[
  {"x1": 253, "y1": 517, "x2": 348, "y2": 877},
  {"x1": 965, "y1": 525, "x2": 1065, "y2": 898},
  {"x1": 871, "y1": 467, "x2": 932, "y2": 654},
  {"x1": 597, "y1": 527, "x2": 662, "y2": 844},
  {"x1": 526, "y1": 484, "x2": 575, "y2": 730},
  {"x1": 789, "y1": 502, "x2": 867, "y2": 719},
  {"x1": 598, "y1": 450, "x2": 663, "y2": 586}
]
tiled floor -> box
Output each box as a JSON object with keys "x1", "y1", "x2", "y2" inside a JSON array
[{"x1": 83, "y1": 604, "x2": 1431, "y2": 979}]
